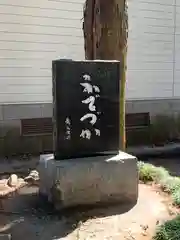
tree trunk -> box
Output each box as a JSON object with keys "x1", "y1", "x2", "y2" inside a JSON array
[{"x1": 83, "y1": 0, "x2": 128, "y2": 150}]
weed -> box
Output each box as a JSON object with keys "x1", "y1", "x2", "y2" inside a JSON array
[
  {"x1": 138, "y1": 161, "x2": 169, "y2": 183},
  {"x1": 154, "y1": 215, "x2": 180, "y2": 240}
]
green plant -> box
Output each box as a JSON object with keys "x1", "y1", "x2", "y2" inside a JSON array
[
  {"x1": 138, "y1": 162, "x2": 180, "y2": 239},
  {"x1": 138, "y1": 161, "x2": 169, "y2": 183},
  {"x1": 160, "y1": 176, "x2": 180, "y2": 194},
  {"x1": 154, "y1": 215, "x2": 180, "y2": 240},
  {"x1": 172, "y1": 189, "x2": 180, "y2": 206}
]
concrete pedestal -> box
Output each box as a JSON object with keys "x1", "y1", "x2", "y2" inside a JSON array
[{"x1": 38, "y1": 152, "x2": 138, "y2": 210}]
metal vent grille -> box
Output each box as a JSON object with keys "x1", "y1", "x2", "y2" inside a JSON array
[
  {"x1": 125, "y1": 113, "x2": 151, "y2": 145},
  {"x1": 126, "y1": 113, "x2": 150, "y2": 128},
  {"x1": 21, "y1": 113, "x2": 150, "y2": 136},
  {"x1": 21, "y1": 118, "x2": 53, "y2": 136}
]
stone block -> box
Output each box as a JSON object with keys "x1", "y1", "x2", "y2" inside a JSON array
[
  {"x1": 0, "y1": 234, "x2": 11, "y2": 240},
  {"x1": 41, "y1": 103, "x2": 53, "y2": 118},
  {"x1": 3, "y1": 104, "x2": 42, "y2": 120},
  {"x1": 2, "y1": 120, "x2": 21, "y2": 138},
  {"x1": 52, "y1": 60, "x2": 120, "y2": 159},
  {"x1": 38, "y1": 151, "x2": 138, "y2": 209}
]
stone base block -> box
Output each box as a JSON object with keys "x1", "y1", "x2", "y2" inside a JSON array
[{"x1": 38, "y1": 152, "x2": 138, "y2": 209}]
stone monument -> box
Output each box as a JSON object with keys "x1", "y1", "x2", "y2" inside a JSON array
[{"x1": 38, "y1": 59, "x2": 138, "y2": 210}]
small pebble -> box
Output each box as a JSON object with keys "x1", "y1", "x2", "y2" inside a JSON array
[{"x1": 7, "y1": 174, "x2": 18, "y2": 187}]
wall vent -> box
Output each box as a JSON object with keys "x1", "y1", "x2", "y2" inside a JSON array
[
  {"x1": 21, "y1": 118, "x2": 53, "y2": 136},
  {"x1": 21, "y1": 113, "x2": 150, "y2": 136},
  {"x1": 126, "y1": 113, "x2": 150, "y2": 128}
]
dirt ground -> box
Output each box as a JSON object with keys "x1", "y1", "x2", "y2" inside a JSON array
[
  {"x1": 0, "y1": 157, "x2": 179, "y2": 240},
  {"x1": 0, "y1": 183, "x2": 173, "y2": 240}
]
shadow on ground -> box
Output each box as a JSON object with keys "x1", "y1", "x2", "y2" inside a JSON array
[{"x1": 0, "y1": 185, "x2": 136, "y2": 240}]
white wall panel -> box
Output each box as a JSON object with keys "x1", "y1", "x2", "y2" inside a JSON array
[
  {"x1": 173, "y1": 4, "x2": 180, "y2": 97},
  {"x1": 0, "y1": 0, "x2": 84, "y2": 103},
  {"x1": 0, "y1": 0, "x2": 178, "y2": 103},
  {"x1": 127, "y1": 0, "x2": 175, "y2": 99}
]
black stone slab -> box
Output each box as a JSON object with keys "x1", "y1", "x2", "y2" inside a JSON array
[{"x1": 52, "y1": 60, "x2": 120, "y2": 160}]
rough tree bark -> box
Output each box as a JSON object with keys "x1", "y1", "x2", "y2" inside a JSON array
[{"x1": 83, "y1": 0, "x2": 128, "y2": 150}]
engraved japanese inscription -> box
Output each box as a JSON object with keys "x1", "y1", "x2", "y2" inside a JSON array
[{"x1": 52, "y1": 60, "x2": 120, "y2": 160}]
